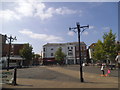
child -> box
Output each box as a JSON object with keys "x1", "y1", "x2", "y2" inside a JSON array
[
  {"x1": 101, "y1": 64, "x2": 105, "y2": 76},
  {"x1": 105, "y1": 69, "x2": 111, "y2": 76}
]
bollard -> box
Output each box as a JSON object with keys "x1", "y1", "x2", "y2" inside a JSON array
[{"x1": 13, "y1": 67, "x2": 17, "y2": 85}]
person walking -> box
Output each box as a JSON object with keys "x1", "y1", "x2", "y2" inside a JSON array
[
  {"x1": 101, "y1": 64, "x2": 105, "y2": 76},
  {"x1": 115, "y1": 51, "x2": 120, "y2": 69}
]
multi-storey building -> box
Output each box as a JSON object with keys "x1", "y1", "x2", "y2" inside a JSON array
[
  {"x1": 43, "y1": 42, "x2": 87, "y2": 65},
  {"x1": 0, "y1": 34, "x2": 6, "y2": 57},
  {"x1": 2, "y1": 44, "x2": 25, "y2": 57},
  {"x1": 2, "y1": 43, "x2": 26, "y2": 68},
  {"x1": 75, "y1": 42, "x2": 87, "y2": 64}
]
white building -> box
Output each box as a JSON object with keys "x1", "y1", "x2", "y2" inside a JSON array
[{"x1": 43, "y1": 42, "x2": 87, "y2": 64}]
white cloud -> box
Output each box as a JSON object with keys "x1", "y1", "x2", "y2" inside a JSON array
[
  {"x1": 35, "y1": 6, "x2": 78, "y2": 20},
  {"x1": 1, "y1": 1, "x2": 79, "y2": 21},
  {"x1": 0, "y1": 9, "x2": 21, "y2": 21},
  {"x1": 67, "y1": 31, "x2": 75, "y2": 36},
  {"x1": 15, "y1": 2, "x2": 34, "y2": 17},
  {"x1": 103, "y1": 27, "x2": 110, "y2": 30},
  {"x1": 55, "y1": 7, "x2": 77, "y2": 15},
  {"x1": 89, "y1": 26, "x2": 95, "y2": 29},
  {"x1": 82, "y1": 31, "x2": 88, "y2": 35},
  {"x1": 35, "y1": 7, "x2": 54, "y2": 20},
  {"x1": 19, "y1": 29, "x2": 63, "y2": 42},
  {"x1": 93, "y1": 30, "x2": 98, "y2": 34}
]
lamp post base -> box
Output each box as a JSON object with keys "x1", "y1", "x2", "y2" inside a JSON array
[{"x1": 80, "y1": 78, "x2": 84, "y2": 82}]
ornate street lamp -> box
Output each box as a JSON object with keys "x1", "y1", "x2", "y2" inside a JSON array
[
  {"x1": 5, "y1": 35, "x2": 17, "y2": 71},
  {"x1": 69, "y1": 22, "x2": 89, "y2": 82}
]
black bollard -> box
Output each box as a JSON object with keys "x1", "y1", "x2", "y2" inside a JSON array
[{"x1": 13, "y1": 67, "x2": 17, "y2": 85}]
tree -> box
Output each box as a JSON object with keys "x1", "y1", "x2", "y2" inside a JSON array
[
  {"x1": 116, "y1": 41, "x2": 120, "y2": 53},
  {"x1": 103, "y1": 30, "x2": 117, "y2": 63},
  {"x1": 54, "y1": 47, "x2": 66, "y2": 65},
  {"x1": 33, "y1": 54, "x2": 41, "y2": 65},
  {"x1": 93, "y1": 30, "x2": 118, "y2": 64},
  {"x1": 20, "y1": 43, "x2": 33, "y2": 66},
  {"x1": 93, "y1": 40, "x2": 105, "y2": 62}
]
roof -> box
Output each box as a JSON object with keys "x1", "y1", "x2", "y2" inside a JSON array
[
  {"x1": 88, "y1": 43, "x2": 97, "y2": 49},
  {"x1": 10, "y1": 56, "x2": 24, "y2": 60},
  {"x1": 1, "y1": 56, "x2": 25, "y2": 61},
  {"x1": 43, "y1": 42, "x2": 86, "y2": 47}
]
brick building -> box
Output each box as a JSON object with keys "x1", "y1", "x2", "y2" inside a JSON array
[
  {"x1": 2, "y1": 44, "x2": 25, "y2": 57},
  {"x1": 2, "y1": 44, "x2": 26, "y2": 68},
  {"x1": 75, "y1": 42, "x2": 87, "y2": 64}
]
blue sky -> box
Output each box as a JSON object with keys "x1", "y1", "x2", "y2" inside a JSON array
[{"x1": 0, "y1": 1, "x2": 118, "y2": 54}]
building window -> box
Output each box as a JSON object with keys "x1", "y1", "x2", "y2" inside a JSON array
[
  {"x1": 71, "y1": 47, "x2": 73, "y2": 49},
  {"x1": 51, "y1": 48, "x2": 53, "y2": 50},
  {"x1": 82, "y1": 47, "x2": 84, "y2": 50},
  {"x1": 43, "y1": 48, "x2": 45, "y2": 52},
  {"x1": 68, "y1": 52, "x2": 73, "y2": 56},
  {"x1": 43, "y1": 53, "x2": 45, "y2": 57},
  {"x1": 68, "y1": 47, "x2": 69, "y2": 49},
  {"x1": 11, "y1": 45, "x2": 14, "y2": 49},
  {"x1": 51, "y1": 53, "x2": 54, "y2": 56}
]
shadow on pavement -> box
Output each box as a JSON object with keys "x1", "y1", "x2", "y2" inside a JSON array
[
  {"x1": 84, "y1": 81, "x2": 118, "y2": 84},
  {"x1": 16, "y1": 84, "x2": 33, "y2": 87},
  {"x1": 17, "y1": 67, "x2": 81, "y2": 83}
]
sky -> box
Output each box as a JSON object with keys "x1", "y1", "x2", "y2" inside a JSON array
[{"x1": 0, "y1": 0, "x2": 119, "y2": 54}]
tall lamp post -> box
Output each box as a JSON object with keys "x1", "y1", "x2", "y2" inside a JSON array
[
  {"x1": 69, "y1": 22, "x2": 89, "y2": 82},
  {"x1": 5, "y1": 35, "x2": 17, "y2": 71}
]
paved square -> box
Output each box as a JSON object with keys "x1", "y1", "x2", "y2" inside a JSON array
[{"x1": 2, "y1": 65, "x2": 119, "y2": 88}]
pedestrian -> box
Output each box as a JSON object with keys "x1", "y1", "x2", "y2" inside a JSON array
[
  {"x1": 107, "y1": 69, "x2": 111, "y2": 75},
  {"x1": 115, "y1": 51, "x2": 120, "y2": 69},
  {"x1": 105, "y1": 68, "x2": 111, "y2": 76},
  {"x1": 101, "y1": 64, "x2": 105, "y2": 76}
]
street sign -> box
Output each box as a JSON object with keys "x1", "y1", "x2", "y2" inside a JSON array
[{"x1": 0, "y1": 70, "x2": 14, "y2": 84}]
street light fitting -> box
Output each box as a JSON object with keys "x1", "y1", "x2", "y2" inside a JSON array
[
  {"x1": 14, "y1": 36, "x2": 17, "y2": 40},
  {"x1": 87, "y1": 25, "x2": 89, "y2": 28},
  {"x1": 69, "y1": 27, "x2": 77, "y2": 33},
  {"x1": 76, "y1": 22, "x2": 80, "y2": 26},
  {"x1": 69, "y1": 27, "x2": 77, "y2": 30},
  {"x1": 80, "y1": 25, "x2": 89, "y2": 29},
  {"x1": 69, "y1": 27, "x2": 72, "y2": 31},
  {"x1": 81, "y1": 25, "x2": 89, "y2": 33},
  {"x1": 5, "y1": 35, "x2": 17, "y2": 43}
]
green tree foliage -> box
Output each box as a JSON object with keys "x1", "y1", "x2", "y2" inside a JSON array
[
  {"x1": 54, "y1": 47, "x2": 66, "y2": 65},
  {"x1": 103, "y1": 30, "x2": 116, "y2": 61},
  {"x1": 20, "y1": 43, "x2": 33, "y2": 66},
  {"x1": 93, "y1": 40, "x2": 105, "y2": 61},
  {"x1": 35, "y1": 54, "x2": 41, "y2": 59},
  {"x1": 32, "y1": 53, "x2": 41, "y2": 65},
  {"x1": 93, "y1": 30, "x2": 118, "y2": 63},
  {"x1": 116, "y1": 41, "x2": 120, "y2": 53}
]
